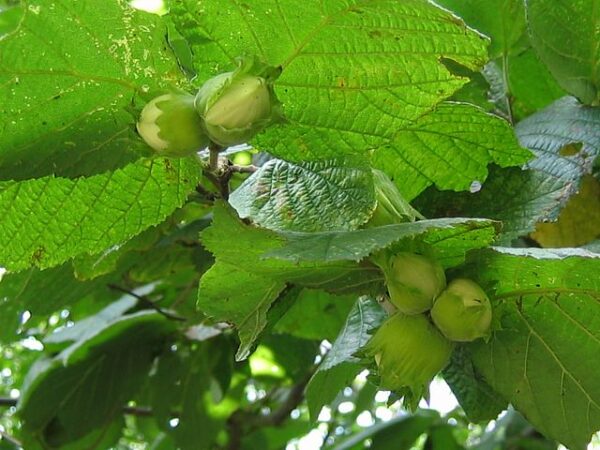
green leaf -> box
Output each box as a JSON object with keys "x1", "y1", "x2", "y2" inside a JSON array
[
  {"x1": 332, "y1": 409, "x2": 440, "y2": 450},
  {"x1": 265, "y1": 217, "x2": 499, "y2": 269},
  {"x1": 306, "y1": 296, "x2": 386, "y2": 419},
  {"x1": 201, "y1": 202, "x2": 381, "y2": 290},
  {"x1": 0, "y1": 3, "x2": 22, "y2": 38},
  {"x1": 43, "y1": 296, "x2": 137, "y2": 351},
  {"x1": 372, "y1": 103, "x2": 531, "y2": 200},
  {"x1": 171, "y1": 0, "x2": 485, "y2": 135},
  {"x1": 200, "y1": 203, "x2": 285, "y2": 264},
  {"x1": 173, "y1": 2, "x2": 530, "y2": 199},
  {"x1": 443, "y1": 345, "x2": 506, "y2": 422},
  {"x1": 417, "y1": 96, "x2": 600, "y2": 244},
  {"x1": 125, "y1": 238, "x2": 206, "y2": 285},
  {"x1": 198, "y1": 261, "x2": 286, "y2": 360},
  {"x1": 18, "y1": 308, "x2": 175, "y2": 448},
  {"x1": 414, "y1": 165, "x2": 574, "y2": 245},
  {"x1": 467, "y1": 247, "x2": 600, "y2": 450},
  {"x1": 242, "y1": 419, "x2": 312, "y2": 450},
  {"x1": 449, "y1": 71, "x2": 494, "y2": 112},
  {"x1": 0, "y1": 263, "x2": 118, "y2": 343},
  {"x1": 274, "y1": 289, "x2": 356, "y2": 341},
  {"x1": 172, "y1": 0, "x2": 488, "y2": 160},
  {"x1": 516, "y1": 97, "x2": 600, "y2": 184},
  {"x1": 0, "y1": 157, "x2": 201, "y2": 272},
  {"x1": 229, "y1": 158, "x2": 375, "y2": 232},
  {"x1": 71, "y1": 224, "x2": 161, "y2": 280},
  {"x1": 321, "y1": 297, "x2": 386, "y2": 370},
  {"x1": 150, "y1": 345, "x2": 221, "y2": 450},
  {"x1": 425, "y1": 424, "x2": 465, "y2": 450},
  {"x1": 56, "y1": 417, "x2": 124, "y2": 450},
  {"x1": 526, "y1": 0, "x2": 599, "y2": 105},
  {"x1": 0, "y1": 0, "x2": 184, "y2": 180},
  {"x1": 307, "y1": 362, "x2": 362, "y2": 422},
  {"x1": 507, "y1": 49, "x2": 566, "y2": 120},
  {"x1": 433, "y1": 0, "x2": 527, "y2": 58}
]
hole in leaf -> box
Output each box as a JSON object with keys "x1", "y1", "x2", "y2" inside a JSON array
[{"x1": 439, "y1": 57, "x2": 477, "y2": 78}]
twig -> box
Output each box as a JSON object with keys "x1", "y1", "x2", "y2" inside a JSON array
[
  {"x1": 107, "y1": 284, "x2": 186, "y2": 322},
  {"x1": 229, "y1": 164, "x2": 258, "y2": 174},
  {"x1": 0, "y1": 398, "x2": 16, "y2": 407},
  {"x1": 501, "y1": 53, "x2": 514, "y2": 125},
  {"x1": 204, "y1": 170, "x2": 230, "y2": 200},
  {"x1": 202, "y1": 144, "x2": 255, "y2": 201},
  {"x1": 225, "y1": 366, "x2": 317, "y2": 449},
  {"x1": 195, "y1": 183, "x2": 217, "y2": 202},
  {"x1": 254, "y1": 373, "x2": 312, "y2": 428},
  {"x1": 226, "y1": 411, "x2": 244, "y2": 450},
  {"x1": 0, "y1": 397, "x2": 154, "y2": 418},
  {"x1": 254, "y1": 370, "x2": 314, "y2": 427},
  {"x1": 0, "y1": 430, "x2": 22, "y2": 448},
  {"x1": 122, "y1": 405, "x2": 153, "y2": 417},
  {"x1": 208, "y1": 143, "x2": 222, "y2": 172}
]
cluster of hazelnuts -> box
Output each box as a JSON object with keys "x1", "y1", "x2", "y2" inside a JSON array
[
  {"x1": 136, "y1": 55, "x2": 492, "y2": 401},
  {"x1": 366, "y1": 252, "x2": 492, "y2": 396},
  {"x1": 137, "y1": 57, "x2": 282, "y2": 156}
]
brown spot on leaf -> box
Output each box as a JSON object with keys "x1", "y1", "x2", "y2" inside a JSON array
[
  {"x1": 559, "y1": 142, "x2": 583, "y2": 156},
  {"x1": 31, "y1": 246, "x2": 46, "y2": 265}
]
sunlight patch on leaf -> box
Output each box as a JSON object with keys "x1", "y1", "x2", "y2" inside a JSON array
[
  {"x1": 0, "y1": 157, "x2": 201, "y2": 272},
  {"x1": 0, "y1": 0, "x2": 184, "y2": 180},
  {"x1": 374, "y1": 102, "x2": 531, "y2": 200}
]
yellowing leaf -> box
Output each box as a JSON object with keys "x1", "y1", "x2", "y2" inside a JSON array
[{"x1": 531, "y1": 175, "x2": 600, "y2": 248}]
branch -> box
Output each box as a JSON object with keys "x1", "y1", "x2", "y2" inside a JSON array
[
  {"x1": 501, "y1": 53, "x2": 514, "y2": 125},
  {"x1": 121, "y1": 405, "x2": 153, "y2": 417},
  {"x1": 195, "y1": 183, "x2": 217, "y2": 203},
  {"x1": 254, "y1": 370, "x2": 313, "y2": 427},
  {"x1": 208, "y1": 143, "x2": 222, "y2": 172},
  {"x1": 0, "y1": 430, "x2": 22, "y2": 448},
  {"x1": 225, "y1": 366, "x2": 317, "y2": 450},
  {"x1": 0, "y1": 397, "x2": 154, "y2": 417},
  {"x1": 0, "y1": 398, "x2": 16, "y2": 407},
  {"x1": 204, "y1": 170, "x2": 230, "y2": 200},
  {"x1": 107, "y1": 284, "x2": 186, "y2": 322},
  {"x1": 225, "y1": 413, "x2": 243, "y2": 450},
  {"x1": 202, "y1": 151, "x2": 256, "y2": 202},
  {"x1": 229, "y1": 164, "x2": 258, "y2": 174}
]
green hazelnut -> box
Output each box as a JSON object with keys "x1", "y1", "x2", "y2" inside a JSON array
[
  {"x1": 431, "y1": 278, "x2": 492, "y2": 342},
  {"x1": 194, "y1": 57, "x2": 283, "y2": 147},
  {"x1": 383, "y1": 253, "x2": 446, "y2": 314},
  {"x1": 365, "y1": 313, "x2": 453, "y2": 395},
  {"x1": 137, "y1": 93, "x2": 209, "y2": 157}
]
